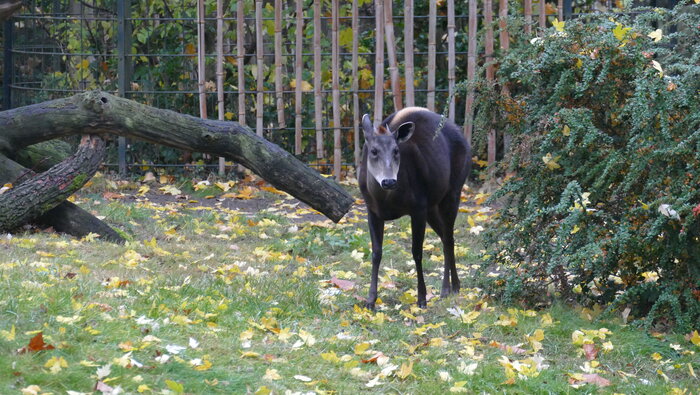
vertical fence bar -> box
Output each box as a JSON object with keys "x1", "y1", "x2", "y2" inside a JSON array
[
  {"x1": 499, "y1": 0, "x2": 511, "y2": 152},
  {"x1": 427, "y1": 0, "x2": 436, "y2": 111},
  {"x1": 403, "y1": 0, "x2": 414, "y2": 108},
  {"x1": 274, "y1": 0, "x2": 285, "y2": 129},
  {"x1": 563, "y1": 0, "x2": 573, "y2": 19},
  {"x1": 524, "y1": 0, "x2": 532, "y2": 35},
  {"x1": 197, "y1": 0, "x2": 207, "y2": 120},
  {"x1": 294, "y1": 0, "x2": 303, "y2": 155},
  {"x1": 255, "y1": 0, "x2": 264, "y2": 137},
  {"x1": 352, "y1": 0, "x2": 360, "y2": 167},
  {"x1": 373, "y1": 0, "x2": 384, "y2": 124},
  {"x1": 463, "y1": 0, "x2": 477, "y2": 145},
  {"x1": 116, "y1": 0, "x2": 131, "y2": 177},
  {"x1": 2, "y1": 19, "x2": 12, "y2": 111},
  {"x1": 384, "y1": 0, "x2": 402, "y2": 111},
  {"x1": 331, "y1": 0, "x2": 341, "y2": 180},
  {"x1": 539, "y1": 0, "x2": 546, "y2": 30},
  {"x1": 313, "y1": 0, "x2": 324, "y2": 158},
  {"x1": 484, "y1": 0, "x2": 496, "y2": 167},
  {"x1": 447, "y1": 0, "x2": 456, "y2": 120},
  {"x1": 237, "y1": 0, "x2": 246, "y2": 125},
  {"x1": 216, "y1": 0, "x2": 225, "y2": 175}
]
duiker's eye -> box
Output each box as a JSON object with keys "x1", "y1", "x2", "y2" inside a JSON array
[
  {"x1": 370, "y1": 148, "x2": 378, "y2": 156},
  {"x1": 393, "y1": 148, "x2": 399, "y2": 156}
]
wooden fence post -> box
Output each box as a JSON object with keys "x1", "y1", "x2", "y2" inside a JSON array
[
  {"x1": 216, "y1": 0, "x2": 225, "y2": 175},
  {"x1": 484, "y1": 0, "x2": 496, "y2": 167},
  {"x1": 237, "y1": 0, "x2": 246, "y2": 125},
  {"x1": 313, "y1": 0, "x2": 324, "y2": 158},
  {"x1": 274, "y1": 0, "x2": 285, "y2": 130},
  {"x1": 331, "y1": 0, "x2": 341, "y2": 179},
  {"x1": 294, "y1": 0, "x2": 303, "y2": 155},
  {"x1": 255, "y1": 0, "x2": 264, "y2": 137},
  {"x1": 373, "y1": 0, "x2": 384, "y2": 124},
  {"x1": 352, "y1": 0, "x2": 360, "y2": 168},
  {"x1": 463, "y1": 0, "x2": 477, "y2": 146},
  {"x1": 427, "y1": 0, "x2": 436, "y2": 111},
  {"x1": 403, "y1": 0, "x2": 414, "y2": 108},
  {"x1": 447, "y1": 0, "x2": 456, "y2": 120},
  {"x1": 384, "y1": 0, "x2": 402, "y2": 111}
]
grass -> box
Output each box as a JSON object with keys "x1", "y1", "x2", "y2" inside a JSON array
[{"x1": 0, "y1": 176, "x2": 698, "y2": 394}]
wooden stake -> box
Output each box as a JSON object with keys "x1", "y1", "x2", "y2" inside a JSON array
[
  {"x1": 558, "y1": 0, "x2": 563, "y2": 20},
  {"x1": 216, "y1": 0, "x2": 225, "y2": 175},
  {"x1": 374, "y1": 0, "x2": 384, "y2": 124},
  {"x1": 484, "y1": 0, "x2": 496, "y2": 166},
  {"x1": 294, "y1": 0, "x2": 303, "y2": 155},
  {"x1": 352, "y1": 0, "x2": 360, "y2": 167},
  {"x1": 313, "y1": 0, "x2": 324, "y2": 158},
  {"x1": 197, "y1": 0, "x2": 207, "y2": 120},
  {"x1": 274, "y1": 0, "x2": 285, "y2": 129},
  {"x1": 427, "y1": 0, "x2": 436, "y2": 111},
  {"x1": 524, "y1": 0, "x2": 532, "y2": 35},
  {"x1": 384, "y1": 0, "x2": 402, "y2": 111},
  {"x1": 237, "y1": 0, "x2": 246, "y2": 125},
  {"x1": 539, "y1": 0, "x2": 546, "y2": 30},
  {"x1": 255, "y1": 0, "x2": 264, "y2": 137},
  {"x1": 499, "y1": 0, "x2": 511, "y2": 153},
  {"x1": 447, "y1": 0, "x2": 456, "y2": 120},
  {"x1": 464, "y1": 0, "x2": 477, "y2": 145},
  {"x1": 331, "y1": 0, "x2": 341, "y2": 180},
  {"x1": 403, "y1": 0, "x2": 414, "y2": 108}
]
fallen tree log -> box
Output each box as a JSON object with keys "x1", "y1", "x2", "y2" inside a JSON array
[
  {"x1": 0, "y1": 141, "x2": 126, "y2": 243},
  {"x1": 0, "y1": 91, "x2": 354, "y2": 235}
]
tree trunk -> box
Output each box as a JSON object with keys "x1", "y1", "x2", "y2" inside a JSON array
[
  {"x1": 0, "y1": 135, "x2": 106, "y2": 233},
  {"x1": 0, "y1": 91, "x2": 354, "y2": 234}
]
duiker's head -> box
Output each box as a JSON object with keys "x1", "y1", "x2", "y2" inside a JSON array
[{"x1": 361, "y1": 114, "x2": 415, "y2": 190}]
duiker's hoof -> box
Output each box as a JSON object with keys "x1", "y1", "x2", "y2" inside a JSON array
[
  {"x1": 365, "y1": 302, "x2": 376, "y2": 311},
  {"x1": 417, "y1": 301, "x2": 427, "y2": 309}
]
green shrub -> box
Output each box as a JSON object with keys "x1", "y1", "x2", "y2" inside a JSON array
[{"x1": 477, "y1": 2, "x2": 700, "y2": 330}]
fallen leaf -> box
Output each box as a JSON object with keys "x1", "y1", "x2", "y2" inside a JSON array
[
  {"x1": 329, "y1": 277, "x2": 355, "y2": 291},
  {"x1": 569, "y1": 373, "x2": 611, "y2": 387},
  {"x1": 17, "y1": 332, "x2": 55, "y2": 354},
  {"x1": 583, "y1": 343, "x2": 598, "y2": 360}
]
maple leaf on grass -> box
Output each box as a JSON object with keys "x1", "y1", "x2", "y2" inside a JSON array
[{"x1": 17, "y1": 332, "x2": 55, "y2": 354}]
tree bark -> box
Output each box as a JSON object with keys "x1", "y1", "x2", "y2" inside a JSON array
[
  {"x1": 0, "y1": 142, "x2": 126, "y2": 243},
  {"x1": 0, "y1": 91, "x2": 354, "y2": 224},
  {"x1": 0, "y1": 135, "x2": 106, "y2": 233},
  {"x1": 0, "y1": 0, "x2": 21, "y2": 22}
]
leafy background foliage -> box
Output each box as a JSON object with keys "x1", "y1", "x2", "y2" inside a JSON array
[{"x1": 477, "y1": 1, "x2": 700, "y2": 330}]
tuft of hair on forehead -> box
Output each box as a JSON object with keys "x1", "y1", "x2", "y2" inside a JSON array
[{"x1": 376, "y1": 125, "x2": 390, "y2": 135}]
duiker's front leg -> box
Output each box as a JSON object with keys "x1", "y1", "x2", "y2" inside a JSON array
[
  {"x1": 366, "y1": 210, "x2": 384, "y2": 310},
  {"x1": 411, "y1": 212, "x2": 428, "y2": 308}
]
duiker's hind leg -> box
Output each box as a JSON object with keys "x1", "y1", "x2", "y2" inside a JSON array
[
  {"x1": 427, "y1": 207, "x2": 453, "y2": 297},
  {"x1": 435, "y1": 194, "x2": 461, "y2": 295}
]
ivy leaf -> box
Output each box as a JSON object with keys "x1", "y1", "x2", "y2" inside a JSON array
[
  {"x1": 542, "y1": 153, "x2": 561, "y2": 170},
  {"x1": 165, "y1": 380, "x2": 184, "y2": 394}
]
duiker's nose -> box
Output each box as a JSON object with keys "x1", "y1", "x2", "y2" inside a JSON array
[{"x1": 381, "y1": 179, "x2": 397, "y2": 190}]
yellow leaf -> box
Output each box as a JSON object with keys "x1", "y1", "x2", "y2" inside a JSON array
[
  {"x1": 194, "y1": 359, "x2": 212, "y2": 371},
  {"x1": 321, "y1": 351, "x2": 341, "y2": 363},
  {"x1": 44, "y1": 356, "x2": 68, "y2": 374},
  {"x1": 397, "y1": 361, "x2": 413, "y2": 379},
  {"x1": 240, "y1": 351, "x2": 260, "y2": 358},
  {"x1": 1, "y1": 325, "x2": 15, "y2": 341},
  {"x1": 224, "y1": 111, "x2": 234, "y2": 120},
  {"x1": 647, "y1": 29, "x2": 663, "y2": 42},
  {"x1": 263, "y1": 368, "x2": 282, "y2": 380},
  {"x1": 354, "y1": 342, "x2": 371, "y2": 355},
  {"x1": 184, "y1": 43, "x2": 196, "y2": 55},
  {"x1": 651, "y1": 352, "x2": 662, "y2": 361},
  {"x1": 137, "y1": 384, "x2": 151, "y2": 393},
  {"x1": 651, "y1": 60, "x2": 664, "y2": 77},
  {"x1": 562, "y1": 125, "x2": 571, "y2": 136},
  {"x1": 552, "y1": 18, "x2": 565, "y2": 32},
  {"x1": 20, "y1": 385, "x2": 42, "y2": 395},
  {"x1": 612, "y1": 23, "x2": 631, "y2": 42},
  {"x1": 290, "y1": 79, "x2": 313, "y2": 92},
  {"x1": 542, "y1": 153, "x2": 561, "y2": 170},
  {"x1": 575, "y1": 59, "x2": 583, "y2": 69},
  {"x1": 689, "y1": 330, "x2": 700, "y2": 346}
]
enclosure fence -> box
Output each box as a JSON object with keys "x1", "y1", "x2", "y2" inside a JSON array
[{"x1": 3, "y1": 0, "x2": 603, "y2": 179}]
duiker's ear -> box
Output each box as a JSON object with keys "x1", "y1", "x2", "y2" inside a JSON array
[
  {"x1": 394, "y1": 121, "x2": 415, "y2": 143},
  {"x1": 361, "y1": 114, "x2": 374, "y2": 141}
]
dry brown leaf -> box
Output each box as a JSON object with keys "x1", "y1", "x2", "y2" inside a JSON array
[
  {"x1": 583, "y1": 343, "x2": 598, "y2": 360},
  {"x1": 17, "y1": 332, "x2": 55, "y2": 354},
  {"x1": 329, "y1": 277, "x2": 355, "y2": 291}
]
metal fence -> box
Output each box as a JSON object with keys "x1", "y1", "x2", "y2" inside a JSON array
[{"x1": 2, "y1": 0, "x2": 647, "y2": 179}]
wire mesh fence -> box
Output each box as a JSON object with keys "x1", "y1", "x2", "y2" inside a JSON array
[{"x1": 2, "y1": 0, "x2": 669, "y2": 178}]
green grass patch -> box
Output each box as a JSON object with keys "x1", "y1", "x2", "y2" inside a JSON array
[{"x1": 0, "y1": 187, "x2": 697, "y2": 394}]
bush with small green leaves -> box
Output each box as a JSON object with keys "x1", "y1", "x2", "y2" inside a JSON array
[{"x1": 477, "y1": 1, "x2": 700, "y2": 330}]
